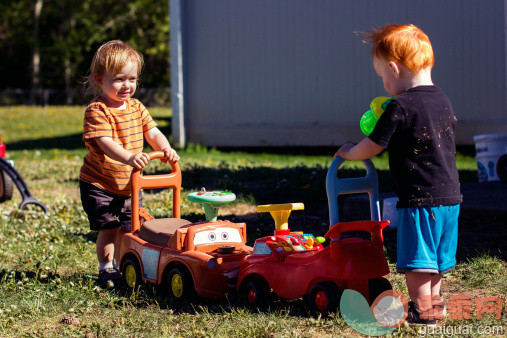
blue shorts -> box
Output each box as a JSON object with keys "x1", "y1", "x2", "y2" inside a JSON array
[{"x1": 396, "y1": 204, "x2": 460, "y2": 274}]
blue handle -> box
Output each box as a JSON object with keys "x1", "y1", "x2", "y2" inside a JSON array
[{"x1": 326, "y1": 157, "x2": 381, "y2": 225}]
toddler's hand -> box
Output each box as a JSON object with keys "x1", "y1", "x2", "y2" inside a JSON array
[
  {"x1": 128, "y1": 152, "x2": 150, "y2": 169},
  {"x1": 334, "y1": 143, "x2": 354, "y2": 159},
  {"x1": 161, "y1": 148, "x2": 180, "y2": 164}
]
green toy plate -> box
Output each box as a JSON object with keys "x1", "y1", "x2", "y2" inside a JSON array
[
  {"x1": 187, "y1": 189, "x2": 236, "y2": 221},
  {"x1": 188, "y1": 190, "x2": 236, "y2": 203}
]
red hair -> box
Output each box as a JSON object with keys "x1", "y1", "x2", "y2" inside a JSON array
[{"x1": 365, "y1": 24, "x2": 434, "y2": 74}]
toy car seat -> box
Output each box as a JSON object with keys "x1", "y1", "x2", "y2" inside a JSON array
[{"x1": 131, "y1": 152, "x2": 191, "y2": 247}]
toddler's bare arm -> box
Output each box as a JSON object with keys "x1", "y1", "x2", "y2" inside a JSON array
[
  {"x1": 335, "y1": 138, "x2": 384, "y2": 161},
  {"x1": 145, "y1": 127, "x2": 180, "y2": 163},
  {"x1": 95, "y1": 136, "x2": 149, "y2": 169}
]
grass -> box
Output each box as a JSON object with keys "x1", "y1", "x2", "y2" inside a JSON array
[{"x1": 0, "y1": 106, "x2": 505, "y2": 336}]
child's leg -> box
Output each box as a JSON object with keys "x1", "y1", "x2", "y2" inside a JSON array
[
  {"x1": 405, "y1": 271, "x2": 433, "y2": 312},
  {"x1": 405, "y1": 271, "x2": 439, "y2": 325},
  {"x1": 80, "y1": 181, "x2": 129, "y2": 287},
  {"x1": 113, "y1": 228, "x2": 128, "y2": 269},
  {"x1": 430, "y1": 274, "x2": 442, "y2": 299},
  {"x1": 96, "y1": 228, "x2": 119, "y2": 266},
  {"x1": 96, "y1": 228, "x2": 122, "y2": 288},
  {"x1": 431, "y1": 274, "x2": 446, "y2": 317}
]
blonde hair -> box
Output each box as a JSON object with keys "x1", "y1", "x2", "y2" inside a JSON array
[
  {"x1": 365, "y1": 24, "x2": 434, "y2": 74},
  {"x1": 84, "y1": 40, "x2": 144, "y2": 97}
]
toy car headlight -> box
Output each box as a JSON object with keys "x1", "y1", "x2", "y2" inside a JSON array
[{"x1": 207, "y1": 258, "x2": 217, "y2": 269}]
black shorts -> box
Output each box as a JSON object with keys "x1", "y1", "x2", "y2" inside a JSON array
[{"x1": 79, "y1": 180, "x2": 141, "y2": 231}]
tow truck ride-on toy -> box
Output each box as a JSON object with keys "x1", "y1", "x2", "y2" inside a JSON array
[
  {"x1": 117, "y1": 152, "x2": 252, "y2": 299},
  {"x1": 237, "y1": 157, "x2": 392, "y2": 316},
  {"x1": 0, "y1": 135, "x2": 47, "y2": 213}
]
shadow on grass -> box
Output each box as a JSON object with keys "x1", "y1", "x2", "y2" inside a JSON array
[
  {"x1": 456, "y1": 209, "x2": 507, "y2": 262},
  {"x1": 177, "y1": 165, "x2": 395, "y2": 205},
  {"x1": 5, "y1": 114, "x2": 170, "y2": 151},
  {"x1": 7, "y1": 133, "x2": 84, "y2": 150}
]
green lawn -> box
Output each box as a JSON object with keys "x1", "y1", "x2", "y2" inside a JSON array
[{"x1": 0, "y1": 106, "x2": 504, "y2": 337}]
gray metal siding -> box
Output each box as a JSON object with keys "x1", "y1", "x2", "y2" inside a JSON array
[{"x1": 176, "y1": 0, "x2": 507, "y2": 146}]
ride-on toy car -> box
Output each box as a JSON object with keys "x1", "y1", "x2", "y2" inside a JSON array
[
  {"x1": 237, "y1": 157, "x2": 391, "y2": 316},
  {"x1": 117, "y1": 152, "x2": 252, "y2": 299}
]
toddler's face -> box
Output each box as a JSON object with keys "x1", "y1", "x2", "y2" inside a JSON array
[
  {"x1": 98, "y1": 60, "x2": 138, "y2": 108},
  {"x1": 373, "y1": 56, "x2": 403, "y2": 97}
]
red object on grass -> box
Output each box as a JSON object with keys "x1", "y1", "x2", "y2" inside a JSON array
[
  {"x1": 237, "y1": 217, "x2": 392, "y2": 316},
  {"x1": 0, "y1": 136, "x2": 5, "y2": 158}
]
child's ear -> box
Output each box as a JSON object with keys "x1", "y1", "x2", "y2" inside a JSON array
[
  {"x1": 93, "y1": 73, "x2": 102, "y2": 86},
  {"x1": 388, "y1": 61, "x2": 401, "y2": 78}
]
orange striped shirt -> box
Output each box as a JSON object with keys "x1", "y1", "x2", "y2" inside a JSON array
[{"x1": 79, "y1": 97, "x2": 157, "y2": 196}]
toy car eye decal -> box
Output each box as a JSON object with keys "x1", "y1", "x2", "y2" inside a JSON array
[{"x1": 193, "y1": 228, "x2": 243, "y2": 245}]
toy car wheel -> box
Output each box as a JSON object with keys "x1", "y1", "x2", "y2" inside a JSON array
[
  {"x1": 368, "y1": 277, "x2": 392, "y2": 304},
  {"x1": 0, "y1": 169, "x2": 14, "y2": 202},
  {"x1": 122, "y1": 257, "x2": 142, "y2": 291},
  {"x1": 241, "y1": 279, "x2": 270, "y2": 310},
  {"x1": 167, "y1": 267, "x2": 194, "y2": 299},
  {"x1": 307, "y1": 282, "x2": 340, "y2": 317}
]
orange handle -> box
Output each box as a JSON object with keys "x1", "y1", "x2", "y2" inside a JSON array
[
  {"x1": 131, "y1": 151, "x2": 182, "y2": 232},
  {"x1": 132, "y1": 151, "x2": 179, "y2": 176}
]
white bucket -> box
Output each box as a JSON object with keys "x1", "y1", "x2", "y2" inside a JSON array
[
  {"x1": 382, "y1": 197, "x2": 398, "y2": 228},
  {"x1": 474, "y1": 133, "x2": 507, "y2": 182}
]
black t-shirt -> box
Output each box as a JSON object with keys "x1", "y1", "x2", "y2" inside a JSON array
[{"x1": 369, "y1": 86, "x2": 462, "y2": 208}]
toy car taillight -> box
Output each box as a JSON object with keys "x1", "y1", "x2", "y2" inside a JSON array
[{"x1": 0, "y1": 136, "x2": 5, "y2": 158}]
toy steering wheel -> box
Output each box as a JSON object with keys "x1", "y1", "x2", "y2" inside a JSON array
[
  {"x1": 257, "y1": 203, "x2": 304, "y2": 232},
  {"x1": 187, "y1": 188, "x2": 236, "y2": 221}
]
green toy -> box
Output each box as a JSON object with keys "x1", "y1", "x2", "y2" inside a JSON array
[
  {"x1": 360, "y1": 96, "x2": 392, "y2": 136},
  {"x1": 187, "y1": 188, "x2": 236, "y2": 221}
]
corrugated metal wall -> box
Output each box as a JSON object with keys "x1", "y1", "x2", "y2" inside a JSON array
[{"x1": 175, "y1": 0, "x2": 507, "y2": 146}]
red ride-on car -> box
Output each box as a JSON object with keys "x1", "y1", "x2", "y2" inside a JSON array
[
  {"x1": 0, "y1": 136, "x2": 14, "y2": 202},
  {"x1": 237, "y1": 157, "x2": 392, "y2": 316},
  {"x1": 117, "y1": 152, "x2": 252, "y2": 300},
  {"x1": 237, "y1": 203, "x2": 390, "y2": 315}
]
